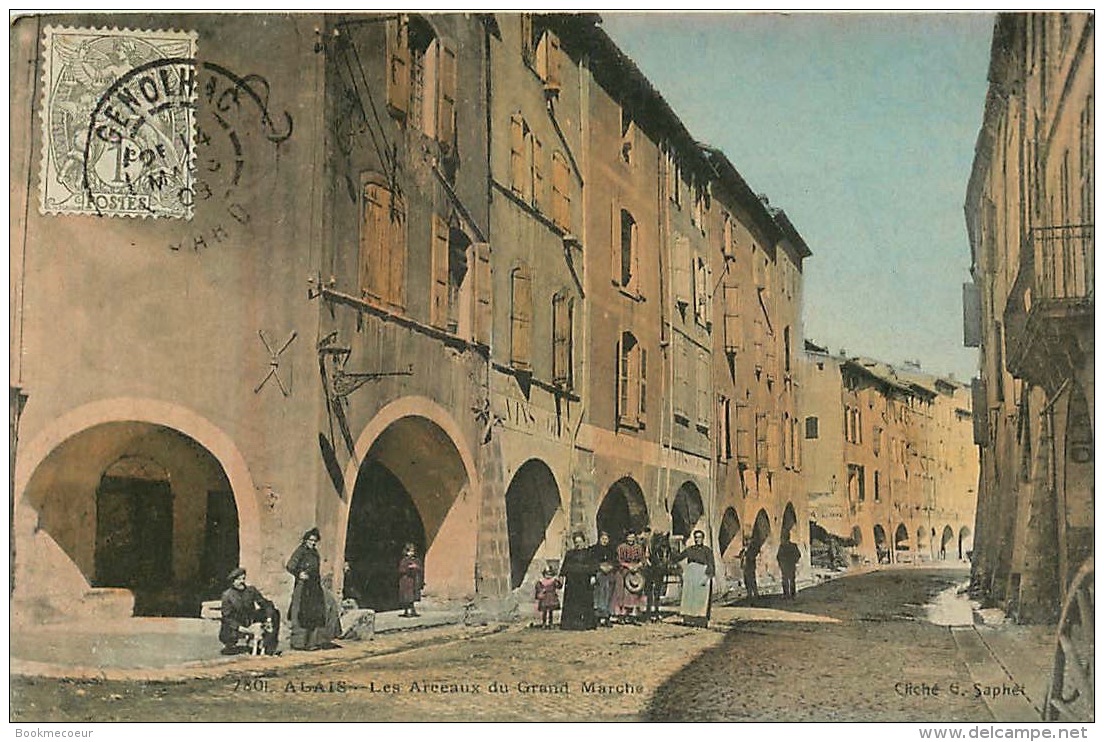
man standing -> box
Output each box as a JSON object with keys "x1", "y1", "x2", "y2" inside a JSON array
[
  {"x1": 776, "y1": 535, "x2": 801, "y2": 600},
  {"x1": 739, "y1": 539, "x2": 761, "y2": 599},
  {"x1": 219, "y1": 567, "x2": 280, "y2": 655}
]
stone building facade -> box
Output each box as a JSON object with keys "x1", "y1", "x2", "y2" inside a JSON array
[
  {"x1": 10, "y1": 12, "x2": 813, "y2": 622},
  {"x1": 801, "y1": 348, "x2": 978, "y2": 569},
  {"x1": 963, "y1": 13, "x2": 1093, "y2": 623}
]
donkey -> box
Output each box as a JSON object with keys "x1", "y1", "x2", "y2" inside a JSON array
[{"x1": 643, "y1": 531, "x2": 673, "y2": 622}]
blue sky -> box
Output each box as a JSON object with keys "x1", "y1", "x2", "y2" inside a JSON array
[{"x1": 602, "y1": 12, "x2": 995, "y2": 381}]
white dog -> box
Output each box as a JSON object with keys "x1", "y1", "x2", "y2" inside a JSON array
[{"x1": 242, "y1": 617, "x2": 275, "y2": 656}]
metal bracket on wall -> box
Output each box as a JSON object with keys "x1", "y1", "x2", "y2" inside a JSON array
[{"x1": 254, "y1": 330, "x2": 298, "y2": 396}]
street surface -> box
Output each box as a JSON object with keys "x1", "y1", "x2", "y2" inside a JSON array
[{"x1": 11, "y1": 568, "x2": 1044, "y2": 722}]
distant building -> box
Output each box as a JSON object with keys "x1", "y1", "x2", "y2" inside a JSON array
[
  {"x1": 801, "y1": 347, "x2": 978, "y2": 569},
  {"x1": 963, "y1": 13, "x2": 1093, "y2": 622}
]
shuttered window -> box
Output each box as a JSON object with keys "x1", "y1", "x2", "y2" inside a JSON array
[
  {"x1": 510, "y1": 265, "x2": 532, "y2": 370},
  {"x1": 551, "y1": 152, "x2": 570, "y2": 231},
  {"x1": 723, "y1": 284, "x2": 741, "y2": 353},
  {"x1": 386, "y1": 18, "x2": 411, "y2": 117},
  {"x1": 436, "y1": 41, "x2": 457, "y2": 149},
  {"x1": 617, "y1": 332, "x2": 644, "y2": 429},
  {"x1": 535, "y1": 30, "x2": 562, "y2": 91},
  {"x1": 510, "y1": 114, "x2": 526, "y2": 197},
  {"x1": 359, "y1": 180, "x2": 406, "y2": 310},
  {"x1": 430, "y1": 215, "x2": 450, "y2": 329},
  {"x1": 552, "y1": 291, "x2": 573, "y2": 388},
  {"x1": 735, "y1": 403, "x2": 751, "y2": 463},
  {"x1": 472, "y1": 242, "x2": 492, "y2": 347},
  {"x1": 696, "y1": 350, "x2": 710, "y2": 430}
]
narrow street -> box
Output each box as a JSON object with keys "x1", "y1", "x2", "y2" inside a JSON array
[{"x1": 11, "y1": 567, "x2": 1050, "y2": 722}]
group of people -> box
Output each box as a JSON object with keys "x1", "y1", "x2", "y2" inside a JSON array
[
  {"x1": 552, "y1": 528, "x2": 716, "y2": 630},
  {"x1": 218, "y1": 528, "x2": 426, "y2": 655},
  {"x1": 737, "y1": 533, "x2": 802, "y2": 601}
]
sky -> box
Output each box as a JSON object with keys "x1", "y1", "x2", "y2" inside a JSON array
[{"x1": 602, "y1": 12, "x2": 995, "y2": 381}]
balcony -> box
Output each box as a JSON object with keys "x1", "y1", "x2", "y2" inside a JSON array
[{"x1": 1004, "y1": 224, "x2": 1094, "y2": 388}]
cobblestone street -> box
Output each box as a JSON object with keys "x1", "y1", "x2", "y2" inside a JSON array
[{"x1": 11, "y1": 567, "x2": 1052, "y2": 723}]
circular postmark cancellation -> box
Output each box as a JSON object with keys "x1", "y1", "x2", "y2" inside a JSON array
[{"x1": 39, "y1": 26, "x2": 198, "y2": 219}]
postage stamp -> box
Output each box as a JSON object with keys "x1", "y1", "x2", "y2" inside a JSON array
[{"x1": 38, "y1": 26, "x2": 198, "y2": 219}]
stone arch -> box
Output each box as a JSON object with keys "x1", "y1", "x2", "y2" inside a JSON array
[
  {"x1": 873, "y1": 524, "x2": 888, "y2": 563},
  {"x1": 597, "y1": 477, "x2": 648, "y2": 544},
  {"x1": 671, "y1": 480, "x2": 704, "y2": 538},
  {"x1": 338, "y1": 397, "x2": 479, "y2": 606},
  {"x1": 958, "y1": 525, "x2": 973, "y2": 561},
  {"x1": 941, "y1": 525, "x2": 955, "y2": 559},
  {"x1": 14, "y1": 399, "x2": 261, "y2": 618},
  {"x1": 505, "y1": 459, "x2": 562, "y2": 590},
  {"x1": 752, "y1": 508, "x2": 771, "y2": 547},
  {"x1": 781, "y1": 502, "x2": 798, "y2": 540},
  {"x1": 894, "y1": 523, "x2": 910, "y2": 553},
  {"x1": 718, "y1": 507, "x2": 742, "y2": 558}
]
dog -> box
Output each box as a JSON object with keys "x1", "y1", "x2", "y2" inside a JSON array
[{"x1": 243, "y1": 617, "x2": 276, "y2": 656}]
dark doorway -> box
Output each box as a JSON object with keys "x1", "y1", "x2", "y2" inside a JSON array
[
  {"x1": 597, "y1": 477, "x2": 648, "y2": 544},
  {"x1": 202, "y1": 490, "x2": 240, "y2": 601},
  {"x1": 344, "y1": 460, "x2": 427, "y2": 611},
  {"x1": 940, "y1": 525, "x2": 954, "y2": 558},
  {"x1": 95, "y1": 458, "x2": 174, "y2": 616},
  {"x1": 781, "y1": 502, "x2": 797, "y2": 540},
  {"x1": 958, "y1": 526, "x2": 973, "y2": 561},
  {"x1": 894, "y1": 523, "x2": 909, "y2": 552},
  {"x1": 718, "y1": 507, "x2": 741, "y2": 557},
  {"x1": 505, "y1": 459, "x2": 560, "y2": 589},
  {"x1": 671, "y1": 481, "x2": 704, "y2": 538},
  {"x1": 751, "y1": 508, "x2": 771, "y2": 548}
]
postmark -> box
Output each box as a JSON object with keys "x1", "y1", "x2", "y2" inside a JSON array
[{"x1": 39, "y1": 26, "x2": 198, "y2": 219}]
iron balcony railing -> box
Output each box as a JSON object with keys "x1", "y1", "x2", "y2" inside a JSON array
[{"x1": 1029, "y1": 224, "x2": 1094, "y2": 306}]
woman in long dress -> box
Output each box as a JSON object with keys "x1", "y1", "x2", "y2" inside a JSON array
[
  {"x1": 591, "y1": 531, "x2": 617, "y2": 628},
  {"x1": 286, "y1": 527, "x2": 331, "y2": 649},
  {"x1": 613, "y1": 531, "x2": 646, "y2": 623},
  {"x1": 398, "y1": 543, "x2": 424, "y2": 617},
  {"x1": 559, "y1": 533, "x2": 597, "y2": 630},
  {"x1": 673, "y1": 529, "x2": 716, "y2": 627}
]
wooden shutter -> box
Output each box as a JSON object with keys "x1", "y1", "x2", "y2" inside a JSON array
[
  {"x1": 722, "y1": 213, "x2": 733, "y2": 257},
  {"x1": 736, "y1": 403, "x2": 750, "y2": 463},
  {"x1": 631, "y1": 219, "x2": 640, "y2": 294},
  {"x1": 637, "y1": 346, "x2": 647, "y2": 425},
  {"x1": 616, "y1": 336, "x2": 628, "y2": 424},
  {"x1": 387, "y1": 18, "x2": 411, "y2": 117},
  {"x1": 552, "y1": 153, "x2": 569, "y2": 230},
  {"x1": 546, "y1": 32, "x2": 562, "y2": 90},
  {"x1": 697, "y1": 351, "x2": 710, "y2": 429},
  {"x1": 436, "y1": 41, "x2": 457, "y2": 148},
  {"x1": 793, "y1": 418, "x2": 802, "y2": 471},
  {"x1": 611, "y1": 202, "x2": 621, "y2": 285},
  {"x1": 532, "y1": 135, "x2": 544, "y2": 210},
  {"x1": 674, "y1": 235, "x2": 690, "y2": 306},
  {"x1": 430, "y1": 215, "x2": 450, "y2": 328},
  {"x1": 552, "y1": 293, "x2": 569, "y2": 385},
  {"x1": 755, "y1": 412, "x2": 768, "y2": 468},
  {"x1": 767, "y1": 416, "x2": 781, "y2": 471},
  {"x1": 387, "y1": 190, "x2": 406, "y2": 308},
  {"x1": 473, "y1": 242, "x2": 492, "y2": 347},
  {"x1": 723, "y1": 285, "x2": 741, "y2": 352},
  {"x1": 704, "y1": 262, "x2": 713, "y2": 326},
  {"x1": 674, "y1": 340, "x2": 689, "y2": 420},
  {"x1": 510, "y1": 266, "x2": 532, "y2": 370},
  {"x1": 510, "y1": 115, "x2": 525, "y2": 196},
  {"x1": 360, "y1": 182, "x2": 388, "y2": 301}
]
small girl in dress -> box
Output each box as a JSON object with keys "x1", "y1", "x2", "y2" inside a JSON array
[{"x1": 534, "y1": 564, "x2": 563, "y2": 628}]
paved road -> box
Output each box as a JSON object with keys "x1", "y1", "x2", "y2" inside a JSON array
[{"x1": 11, "y1": 568, "x2": 1037, "y2": 722}]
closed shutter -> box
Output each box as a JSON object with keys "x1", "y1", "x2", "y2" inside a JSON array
[
  {"x1": 430, "y1": 215, "x2": 450, "y2": 328},
  {"x1": 510, "y1": 267, "x2": 532, "y2": 370},
  {"x1": 359, "y1": 182, "x2": 387, "y2": 300},
  {"x1": 755, "y1": 412, "x2": 768, "y2": 468},
  {"x1": 552, "y1": 153, "x2": 570, "y2": 230},
  {"x1": 704, "y1": 262, "x2": 713, "y2": 326},
  {"x1": 674, "y1": 235, "x2": 690, "y2": 306},
  {"x1": 736, "y1": 403, "x2": 750, "y2": 462},
  {"x1": 696, "y1": 351, "x2": 709, "y2": 429},
  {"x1": 611, "y1": 202, "x2": 621, "y2": 285},
  {"x1": 510, "y1": 115, "x2": 525, "y2": 196},
  {"x1": 616, "y1": 336, "x2": 628, "y2": 424},
  {"x1": 387, "y1": 18, "x2": 411, "y2": 117},
  {"x1": 532, "y1": 136, "x2": 544, "y2": 210},
  {"x1": 387, "y1": 190, "x2": 406, "y2": 308},
  {"x1": 436, "y1": 41, "x2": 457, "y2": 149},
  {"x1": 552, "y1": 293, "x2": 570, "y2": 385},
  {"x1": 767, "y1": 416, "x2": 781, "y2": 471},
  {"x1": 638, "y1": 346, "x2": 647, "y2": 425},
  {"x1": 723, "y1": 284, "x2": 741, "y2": 352},
  {"x1": 674, "y1": 339, "x2": 689, "y2": 420},
  {"x1": 472, "y1": 242, "x2": 492, "y2": 347},
  {"x1": 546, "y1": 32, "x2": 562, "y2": 90}
]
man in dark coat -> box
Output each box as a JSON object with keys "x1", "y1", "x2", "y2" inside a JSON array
[
  {"x1": 219, "y1": 567, "x2": 280, "y2": 655},
  {"x1": 776, "y1": 535, "x2": 802, "y2": 599}
]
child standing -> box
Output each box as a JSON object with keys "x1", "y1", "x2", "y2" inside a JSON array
[
  {"x1": 534, "y1": 565, "x2": 563, "y2": 628},
  {"x1": 398, "y1": 543, "x2": 424, "y2": 618}
]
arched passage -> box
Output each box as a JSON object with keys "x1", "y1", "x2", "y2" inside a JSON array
[
  {"x1": 752, "y1": 509, "x2": 771, "y2": 547},
  {"x1": 505, "y1": 459, "x2": 562, "y2": 590},
  {"x1": 874, "y1": 524, "x2": 888, "y2": 563},
  {"x1": 671, "y1": 481, "x2": 704, "y2": 538},
  {"x1": 958, "y1": 526, "x2": 973, "y2": 561},
  {"x1": 850, "y1": 525, "x2": 863, "y2": 546},
  {"x1": 20, "y1": 421, "x2": 241, "y2": 617},
  {"x1": 941, "y1": 525, "x2": 955, "y2": 559},
  {"x1": 343, "y1": 414, "x2": 472, "y2": 611},
  {"x1": 894, "y1": 523, "x2": 909, "y2": 553},
  {"x1": 917, "y1": 526, "x2": 928, "y2": 561},
  {"x1": 781, "y1": 502, "x2": 798, "y2": 540},
  {"x1": 718, "y1": 507, "x2": 741, "y2": 557},
  {"x1": 597, "y1": 477, "x2": 648, "y2": 544}
]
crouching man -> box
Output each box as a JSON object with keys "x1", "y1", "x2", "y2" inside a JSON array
[{"x1": 220, "y1": 567, "x2": 281, "y2": 655}]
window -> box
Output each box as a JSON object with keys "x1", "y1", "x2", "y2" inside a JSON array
[
  {"x1": 718, "y1": 396, "x2": 732, "y2": 460},
  {"x1": 805, "y1": 416, "x2": 819, "y2": 440},
  {"x1": 691, "y1": 185, "x2": 707, "y2": 236},
  {"x1": 534, "y1": 29, "x2": 562, "y2": 92},
  {"x1": 722, "y1": 212, "x2": 734, "y2": 258},
  {"x1": 613, "y1": 207, "x2": 639, "y2": 292},
  {"x1": 551, "y1": 152, "x2": 571, "y2": 231},
  {"x1": 617, "y1": 332, "x2": 646, "y2": 429},
  {"x1": 520, "y1": 14, "x2": 535, "y2": 64},
  {"x1": 359, "y1": 178, "x2": 406, "y2": 309},
  {"x1": 873, "y1": 426, "x2": 882, "y2": 456},
  {"x1": 735, "y1": 403, "x2": 751, "y2": 463},
  {"x1": 696, "y1": 349, "x2": 710, "y2": 431},
  {"x1": 873, "y1": 471, "x2": 881, "y2": 502},
  {"x1": 472, "y1": 242, "x2": 492, "y2": 347},
  {"x1": 510, "y1": 114, "x2": 543, "y2": 210},
  {"x1": 693, "y1": 255, "x2": 712, "y2": 327},
  {"x1": 848, "y1": 464, "x2": 865, "y2": 503},
  {"x1": 552, "y1": 291, "x2": 574, "y2": 388},
  {"x1": 396, "y1": 18, "x2": 455, "y2": 146},
  {"x1": 674, "y1": 339, "x2": 691, "y2": 422},
  {"x1": 620, "y1": 107, "x2": 635, "y2": 165},
  {"x1": 723, "y1": 283, "x2": 741, "y2": 354},
  {"x1": 783, "y1": 326, "x2": 791, "y2": 374},
  {"x1": 430, "y1": 214, "x2": 450, "y2": 329},
  {"x1": 510, "y1": 264, "x2": 532, "y2": 371}
]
